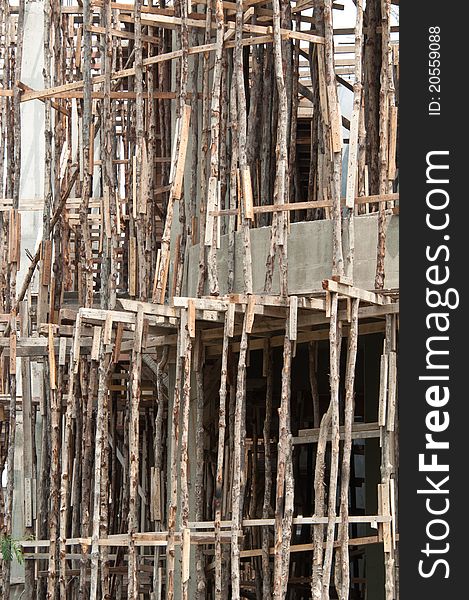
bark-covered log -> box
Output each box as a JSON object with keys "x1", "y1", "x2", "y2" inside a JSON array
[
  {"x1": 338, "y1": 299, "x2": 359, "y2": 600},
  {"x1": 90, "y1": 331, "x2": 111, "y2": 600},
  {"x1": 180, "y1": 308, "x2": 193, "y2": 600},
  {"x1": 2, "y1": 3, "x2": 24, "y2": 597},
  {"x1": 344, "y1": 0, "x2": 363, "y2": 281},
  {"x1": 79, "y1": 0, "x2": 95, "y2": 307},
  {"x1": 197, "y1": 2, "x2": 213, "y2": 297},
  {"x1": 194, "y1": 336, "x2": 206, "y2": 598},
  {"x1": 264, "y1": 0, "x2": 289, "y2": 294},
  {"x1": 324, "y1": 0, "x2": 344, "y2": 277},
  {"x1": 364, "y1": 0, "x2": 382, "y2": 197},
  {"x1": 235, "y1": 0, "x2": 253, "y2": 294},
  {"x1": 167, "y1": 338, "x2": 184, "y2": 600},
  {"x1": 231, "y1": 311, "x2": 249, "y2": 599},
  {"x1": 206, "y1": 0, "x2": 225, "y2": 295}
]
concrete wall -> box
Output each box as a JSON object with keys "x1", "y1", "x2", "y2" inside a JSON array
[{"x1": 184, "y1": 213, "x2": 399, "y2": 296}]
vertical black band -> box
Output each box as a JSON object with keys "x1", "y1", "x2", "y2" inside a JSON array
[{"x1": 400, "y1": 2, "x2": 468, "y2": 596}]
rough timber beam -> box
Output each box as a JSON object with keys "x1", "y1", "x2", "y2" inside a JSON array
[
  {"x1": 204, "y1": 321, "x2": 387, "y2": 356},
  {"x1": 18, "y1": 513, "x2": 390, "y2": 550},
  {"x1": 210, "y1": 193, "x2": 399, "y2": 216}
]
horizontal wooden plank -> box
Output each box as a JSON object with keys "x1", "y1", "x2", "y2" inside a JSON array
[
  {"x1": 119, "y1": 298, "x2": 179, "y2": 318},
  {"x1": 210, "y1": 194, "x2": 399, "y2": 216},
  {"x1": 322, "y1": 279, "x2": 391, "y2": 306}
]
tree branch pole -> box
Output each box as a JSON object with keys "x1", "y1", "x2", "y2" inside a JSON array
[
  {"x1": 235, "y1": 0, "x2": 253, "y2": 294},
  {"x1": 3, "y1": 2, "x2": 25, "y2": 596},
  {"x1": 231, "y1": 312, "x2": 249, "y2": 599},
  {"x1": 214, "y1": 313, "x2": 230, "y2": 598},
  {"x1": 264, "y1": 0, "x2": 289, "y2": 294},
  {"x1": 338, "y1": 298, "x2": 359, "y2": 600},
  {"x1": 375, "y1": 0, "x2": 391, "y2": 289},
  {"x1": 273, "y1": 319, "x2": 294, "y2": 600},
  {"x1": 262, "y1": 342, "x2": 273, "y2": 599}
]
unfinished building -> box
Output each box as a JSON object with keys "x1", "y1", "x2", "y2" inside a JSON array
[{"x1": 0, "y1": 0, "x2": 399, "y2": 598}]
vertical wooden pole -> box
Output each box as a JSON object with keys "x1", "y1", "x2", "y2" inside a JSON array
[
  {"x1": 206, "y1": 0, "x2": 225, "y2": 295},
  {"x1": 321, "y1": 292, "x2": 341, "y2": 600},
  {"x1": 289, "y1": 26, "x2": 300, "y2": 210},
  {"x1": 90, "y1": 328, "x2": 111, "y2": 600},
  {"x1": 380, "y1": 314, "x2": 397, "y2": 599},
  {"x1": 188, "y1": 26, "x2": 200, "y2": 250},
  {"x1": 234, "y1": 0, "x2": 253, "y2": 294},
  {"x1": 311, "y1": 408, "x2": 332, "y2": 597},
  {"x1": 128, "y1": 307, "x2": 144, "y2": 599},
  {"x1": 324, "y1": 0, "x2": 344, "y2": 277},
  {"x1": 363, "y1": 0, "x2": 381, "y2": 197},
  {"x1": 227, "y1": 73, "x2": 238, "y2": 294},
  {"x1": 174, "y1": 0, "x2": 190, "y2": 299},
  {"x1": 375, "y1": 0, "x2": 392, "y2": 289},
  {"x1": 167, "y1": 332, "x2": 184, "y2": 600},
  {"x1": 194, "y1": 335, "x2": 206, "y2": 598},
  {"x1": 214, "y1": 311, "x2": 231, "y2": 598},
  {"x1": 99, "y1": 5, "x2": 114, "y2": 590},
  {"x1": 134, "y1": 0, "x2": 148, "y2": 300},
  {"x1": 3, "y1": 2, "x2": 24, "y2": 597},
  {"x1": 262, "y1": 341, "x2": 273, "y2": 599},
  {"x1": 152, "y1": 346, "x2": 169, "y2": 597},
  {"x1": 180, "y1": 307, "x2": 192, "y2": 600},
  {"x1": 80, "y1": 0, "x2": 95, "y2": 307},
  {"x1": 273, "y1": 319, "x2": 294, "y2": 600},
  {"x1": 47, "y1": 325, "x2": 59, "y2": 600},
  {"x1": 264, "y1": 0, "x2": 289, "y2": 295},
  {"x1": 59, "y1": 315, "x2": 82, "y2": 599},
  {"x1": 79, "y1": 359, "x2": 97, "y2": 598},
  {"x1": 197, "y1": 0, "x2": 213, "y2": 297},
  {"x1": 259, "y1": 46, "x2": 273, "y2": 226},
  {"x1": 19, "y1": 301, "x2": 35, "y2": 599},
  {"x1": 101, "y1": 0, "x2": 118, "y2": 311},
  {"x1": 344, "y1": 0, "x2": 363, "y2": 281},
  {"x1": 38, "y1": 0, "x2": 53, "y2": 327},
  {"x1": 38, "y1": 357, "x2": 51, "y2": 600}
]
